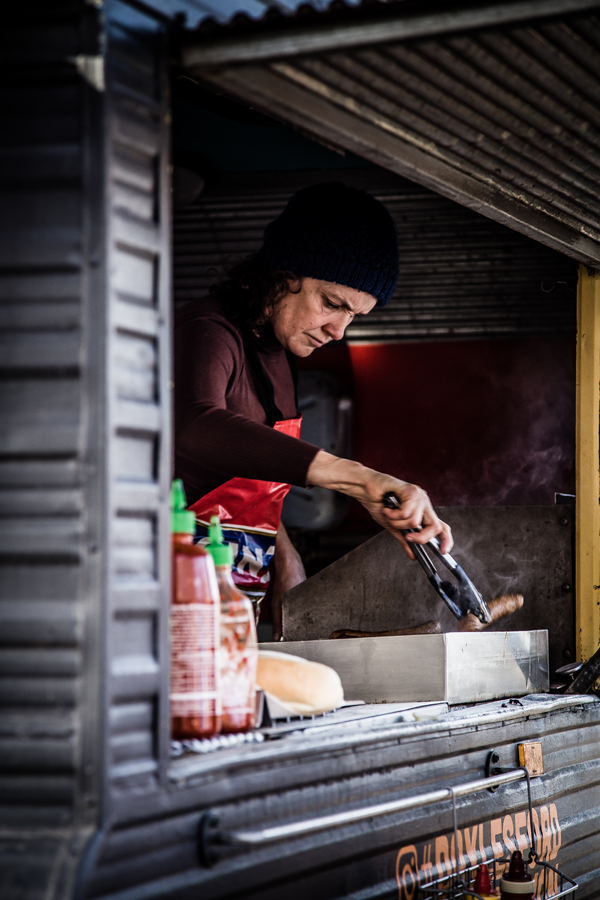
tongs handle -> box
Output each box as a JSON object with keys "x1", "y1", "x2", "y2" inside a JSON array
[{"x1": 381, "y1": 492, "x2": 491, "y2": 624}]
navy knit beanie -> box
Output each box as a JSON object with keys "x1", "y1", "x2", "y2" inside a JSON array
[{"x1": 253, "y1": 182, "x2": 399, "y2": 306}]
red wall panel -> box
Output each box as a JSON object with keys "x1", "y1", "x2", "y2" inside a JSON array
[{"x1": 302, "y1": 339, "x2": 575, "y2": 526}]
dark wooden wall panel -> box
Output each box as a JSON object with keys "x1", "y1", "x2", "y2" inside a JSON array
[
  {"x1": 104, "y1": 0, "x2": 172, "y2": 802},
  {"x1": 0, "y1": 1, "x2": 172, "y2": 895},
  {"x1": 0, "y1": 22, "x2": 84, "y2": 841},
  {"x1": 0, "y1": 5, "x2": 98, "y2": 896}
]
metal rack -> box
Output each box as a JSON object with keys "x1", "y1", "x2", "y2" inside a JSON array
[
  {"x1": 199, "y1": 755, "x2": 577, "y2": 891},
  {"x1": 198, "y1": 768, "x2": 528, "y2": 867},
  {"x1": 420, "y1": 857, "x2": 577, "y2": 900},
  {"x1": 419, "y1": 766, "x2": 577, "y2": 900}
]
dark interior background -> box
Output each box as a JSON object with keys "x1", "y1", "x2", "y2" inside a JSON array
[{"x1": 172, "y1": 77, "x2": 577, "y2": 593}]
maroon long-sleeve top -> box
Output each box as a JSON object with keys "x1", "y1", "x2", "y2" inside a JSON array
[{"x1": 174, "y1": 296, "x2": 321, "y2": 505}]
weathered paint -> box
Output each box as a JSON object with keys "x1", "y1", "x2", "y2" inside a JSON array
[
  {"x1": 82, "y1": 696, "x2": 600, "y2": 899},
  {"x1": 396, "y1": 803, "x2": 562, "y2": 899},
  {"x1": 0, "y1": 2, "x2": 173, "y2": 896},
  {"x1": 576, "y1": 265, "x2": 600, "y2": 662}
]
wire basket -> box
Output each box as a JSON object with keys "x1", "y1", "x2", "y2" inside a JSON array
[
  {"x1": 419, "y1": 855, "x2": 577, "y2": 900},
  {"x1": 419, "y1": 768, "x2": 577, "y2": 900}
]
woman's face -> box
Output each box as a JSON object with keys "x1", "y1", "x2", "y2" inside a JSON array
[{"x1": 269, "y1": 277, "x2": 378, "y2": 357}]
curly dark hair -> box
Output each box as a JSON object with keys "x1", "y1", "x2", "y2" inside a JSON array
[{"x1": 209, "y1": 257, "x2": 300, "y2": 333}]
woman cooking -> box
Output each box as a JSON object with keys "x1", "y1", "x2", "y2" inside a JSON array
[{"x1": 174, "y1": 182, "x2": 453, "y2": 640}]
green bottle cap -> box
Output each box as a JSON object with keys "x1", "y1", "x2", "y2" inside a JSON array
[
  {"x1": 171, "y1": 479, "x2": 196, "y2": 534},
  {"x1": 206, "y1": 515, "x2": 234, "y2": 567}
]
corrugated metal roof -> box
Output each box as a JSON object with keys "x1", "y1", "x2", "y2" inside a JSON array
[
  {"x1": 189, "y1": 7, "x2": 600, "y2": 266},
  {"x1": 139, "y1": 0, "x2": 367, "y2": 30},
  {"x1": 183, "y1": 0, "x2": 600, "y2": 60},
  {"x1": 153, "y1": 0, "x2": 600, "y2": 36}
]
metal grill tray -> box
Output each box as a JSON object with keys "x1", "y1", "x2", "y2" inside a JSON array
[{"x1": 264, "y1": 630, "x2": 549, "y2": 704}]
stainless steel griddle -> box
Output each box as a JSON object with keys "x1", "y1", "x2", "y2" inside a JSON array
[{"x1": 265, "y1": 631, "x2": 549, "y2": 704}]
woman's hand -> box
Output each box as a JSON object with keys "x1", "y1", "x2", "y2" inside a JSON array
[
  {"x1": 269, "y1": 522, "x2": 306, "y2": 641},
  {"x1": 306, "y1": 451, "x2": 452, "y2": 559}
]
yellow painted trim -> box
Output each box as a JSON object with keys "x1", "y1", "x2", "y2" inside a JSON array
[{"x1": 576, "y1": 265, "x2": 600, "y2": 662}]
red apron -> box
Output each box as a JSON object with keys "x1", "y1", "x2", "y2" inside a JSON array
[{"x1": 189, "y1": 417, "x2": 302, "y2": 602}]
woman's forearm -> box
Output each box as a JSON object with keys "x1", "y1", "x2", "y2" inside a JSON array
[
  {"x1": 307, "y1": 452, "x2": 385, "y2": 502},
  {"x1": 307, "y1": 450, "x2": 453, "y2": 556}
]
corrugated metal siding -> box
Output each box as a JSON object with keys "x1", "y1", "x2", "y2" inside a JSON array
[
  {"x1": 0, "y1": 3, "x2": 100, "y2": 897},
  {"x1": 104, "y1": 0, "x2": 172, "y2": 797},
  {"x1": 0, "y1": 1, "x2": 85, "y2": 820},
  {"x1": 85, "y1": 698, "x2": 600, "y2": 899},
  {"x1": 173, "y1": 170, "x2": 576, "y2": 341},
  {"x1": 190, "y1": 9, "x2": 600, "y2": 267},
  {"x1": 0, "y1": 1, "x2": 172, "y2": 895}
]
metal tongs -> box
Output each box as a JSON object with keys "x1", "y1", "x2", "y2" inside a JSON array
[{"x1": 382, "y1": 492, "x2": 492, "y2": 624}]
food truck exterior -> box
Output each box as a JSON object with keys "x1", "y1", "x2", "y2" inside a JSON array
[{"x1": 1, "y1": 1, "x2": 600, "y2": 898}]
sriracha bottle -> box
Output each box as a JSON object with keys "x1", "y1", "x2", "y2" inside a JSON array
[
  {"x1": 206, "y1": 516, "x2": 258, "y2": 733},
  {"x1": 170, "y1": 480, "x2": 221, "y2": 739}
]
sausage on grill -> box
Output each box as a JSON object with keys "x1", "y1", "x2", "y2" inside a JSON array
[{"x1": 457, "y1": 593, "x2": 524, "y2": 632}]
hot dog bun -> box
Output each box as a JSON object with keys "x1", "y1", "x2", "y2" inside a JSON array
[{"x1": 257, "y1": 651, "x2": 344, "y2": 715}]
